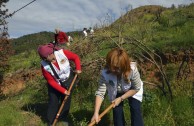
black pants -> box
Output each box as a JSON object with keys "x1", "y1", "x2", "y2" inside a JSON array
[
  {"x1": 47, "y1": 72, "x2": 75, "y2": 125},
  {"x1": 113, "y1": 94, "x2": 144, "y2": 126}
]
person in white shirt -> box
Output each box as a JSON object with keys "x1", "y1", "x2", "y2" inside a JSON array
[
  {"x1": 89, "y1": 27, "x2": 94, "y2": 37},
  {"x1": 83, "y1": 28, "x2": 88, "y2": 39},
  {"x1": 68, "y1": 36, "x2": 73, "y2": 43}
]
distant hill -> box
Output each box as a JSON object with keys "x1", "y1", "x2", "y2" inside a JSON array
[
  {"x1": 11, "y1": 4, "x2": 194, "y2": 54},
  {"x1": 10, "y1": 30, "x2": 83, "y2": 54},
  {"x1": 10, "y1": 31, "x2": 54, "y2": 54}
]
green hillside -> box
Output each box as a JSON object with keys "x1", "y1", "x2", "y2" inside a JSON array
[
  {"x1": 1, "y1": 4, "x2": 194, "y2": 126},
  {"x1": 112, "y1": 4, "x2": 194, "y2": 52},
  {"x1": 11, "y1": 30, "x2": 83, "y2": 54},
  {"x1": 11, "y1": 31, "x2": 54, "y2": 54}
]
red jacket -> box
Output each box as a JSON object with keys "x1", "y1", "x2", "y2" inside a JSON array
[
  {"x1": 41, "y1": 49, "x2": 81, "y2": 94},
  {"x1": 55, "y1": 31, "x2": 68, "y2": 44}
]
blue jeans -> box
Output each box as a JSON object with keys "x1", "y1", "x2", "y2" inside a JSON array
[{"x1": 113, "y1": 95, "x2": 144, "y2": 126}]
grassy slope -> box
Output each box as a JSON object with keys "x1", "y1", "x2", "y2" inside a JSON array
[{"x1": 1, "y1": 4, "x2": 194, "y2": 126}]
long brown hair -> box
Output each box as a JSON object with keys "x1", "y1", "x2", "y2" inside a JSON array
[{"x1": 105, "y1": 48, "x2": 131, "y2": 83}]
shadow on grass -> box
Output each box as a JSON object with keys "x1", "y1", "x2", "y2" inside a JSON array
[
  {"x1": 21, "y1": 102, "x2": 48, "y2": 123},
  {"x1": 68, "y1": 108, "x2": 113, "y2": 126},
  {"x1": 21, "y1": 103, "x2": 113, "y2": 126}
]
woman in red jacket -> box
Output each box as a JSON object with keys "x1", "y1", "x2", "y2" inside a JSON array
[
  {"x1": 38, "y1": 43, "x2": 81, "y2": 125},
  {"x1": 55, "y1": 28, "x2": 70, "y2": 47}
]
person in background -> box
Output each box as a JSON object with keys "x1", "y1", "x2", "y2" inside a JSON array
[
  {"x1": 89, "y1": 27, "x2": 94, "y2": 37},
  {"x1": 82, "y1": 28, "x2": 88, "y2": 39},
  {"x1": 68, "y1": 35, "x2": 73, "y2": 43},
  {"x1": 37, "y1": 43, "x2": 82, "y2": 126},
  {"x1": 90, "y1": 48, "x2": 144, "y2": 126},
  {"x1": 54, "y1": 28, "x2": 70, "y2": 47}
]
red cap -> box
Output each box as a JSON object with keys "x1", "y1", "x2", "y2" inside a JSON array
[{"x1": 37, "y1": 43, "x2": 55, "y2": 58}]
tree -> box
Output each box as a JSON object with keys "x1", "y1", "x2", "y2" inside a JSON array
[{"x1": 0, "y1": 0, "x2": 12, "y2": 83}]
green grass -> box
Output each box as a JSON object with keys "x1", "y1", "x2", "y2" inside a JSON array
[
  {"x1": 7, "y1": 50, "x2": 40, "y2": 73},
  {"x1": 1, "y1": 57, "x2": 194, "y2": 126},
  {"x1": 171, "y1": 97, "x2": 194, "y2": 126},
  {"x1": 0, "y1": 78, "x2": 46, "y2": 126},
  {"x1": 0, "y1": 100, "x2": 26, "y2": 125}
]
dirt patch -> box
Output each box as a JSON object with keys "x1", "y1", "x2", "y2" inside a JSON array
[
  {"x1": 1, "y1": 80, "x2": 25, "y2": 95},
  {"x1": 0, "y1": 68, "x2": 41, "y2": 95}
]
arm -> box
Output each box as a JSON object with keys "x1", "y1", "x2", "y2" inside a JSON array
[
  {"x1": 41, "y1": 66, "x2": 67, "y2": 94},
  {"x1": 112, "y1": 67, "x2": 141, "y2": 106},
  {"x1": 62, "y1": 32, "x2": 68, "y2": 42},
  {"x1": 112, "y1": 89, "x2": 137, "y2": 108},
  {"x1": 91, "y1": 73, "x2": 107, "y2": 123},
  {"x1": 63, "y1": 50, "x2": 81, "y2": 71},
  {"x1": 120, "y1": 66, "x2": 142, "y2": 101},
  {"x1": 91, "y1": 96, "x2": 103, "y2": 123},
  {"x1": 119, "y1": 90, "x2": 138, "y2": 102}
]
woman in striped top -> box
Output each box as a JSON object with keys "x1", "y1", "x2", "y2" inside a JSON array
[{"x1": 90, "y1": 48, "x2": 144, "y2": 126}]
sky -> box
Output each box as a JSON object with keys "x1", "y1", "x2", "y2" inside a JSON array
[{"x1": 6, "y1": 0, "x2": 194, "y2": 38}]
